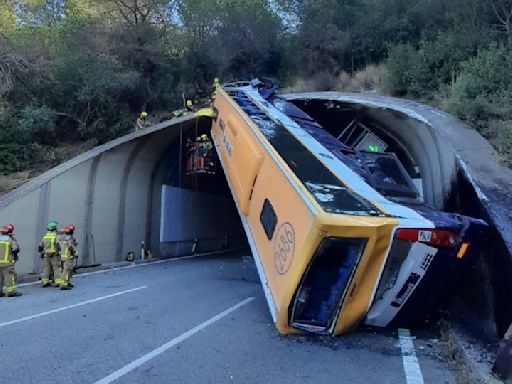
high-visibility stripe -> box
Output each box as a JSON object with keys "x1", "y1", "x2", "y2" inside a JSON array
[
  {"x1": 62, "y1": 242, "x2": 70, "y2": 259},
  {"x1": 0, "y1": 240, "x2": 11, "y2": 263},
  {"x1": 43, "y1": 232, "x2": 57, "y2": 253}
]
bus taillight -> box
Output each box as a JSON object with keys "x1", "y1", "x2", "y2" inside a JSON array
[{"x1": 396, "y1": 228, "x2": 460, "y2": 248}]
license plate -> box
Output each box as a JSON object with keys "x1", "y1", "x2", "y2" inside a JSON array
[{"x1": 418, "y1": 230, "x2": 432, "y2": 242}]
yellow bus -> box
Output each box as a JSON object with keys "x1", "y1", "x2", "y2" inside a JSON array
[{"x1": 210, "y1": 81, "x2": 483, "y2": 335}]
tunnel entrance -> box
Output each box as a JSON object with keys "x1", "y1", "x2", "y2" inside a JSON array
[{"x1": 158, "y1": 119, "x2": 247, "y2": 258}]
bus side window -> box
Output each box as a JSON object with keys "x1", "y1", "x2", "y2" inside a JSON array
[{"x1": 260, "y1": 199, "x2": 277, "y2": 241}]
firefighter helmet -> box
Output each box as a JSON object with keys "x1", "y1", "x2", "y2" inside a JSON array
[
  {"x1": 63, "y1": 224, "x2": 75, "y2": 234},
  {"x1": 47, "y1": 221, "x2": 58, "y2": 231},
  {"x1": 1, "y1": 225, "x2": 10, "y2": 235},
  {"x1": 140, "y1": 111, "x2": 148, "y2": 118}
]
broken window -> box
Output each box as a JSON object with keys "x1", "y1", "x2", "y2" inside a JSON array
[{"x1": 290, "y1": 237, "x2": 367, "y2": 333}]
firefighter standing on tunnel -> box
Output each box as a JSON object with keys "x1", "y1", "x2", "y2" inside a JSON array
[
  {"x1": 135, "y1": 111, "x2": 150, "y2": 131},
  {"x1": 59, "y1": 225, "x2": 77, "y2": 291},
  {"x1": 0, "y1": 224, "x2": 22, "y2": 297},
  {"x1": 39, "y1": 221, "x2": 62, "y2": 287}
]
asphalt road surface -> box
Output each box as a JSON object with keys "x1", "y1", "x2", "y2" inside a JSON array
[{"x1": 0, "y1": 252, "x2": 459, "y2": 384}]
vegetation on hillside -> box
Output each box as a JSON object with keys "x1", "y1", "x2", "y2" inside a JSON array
[{"x1": 1, "y1": 0, "x2": 512, "y2": 175}]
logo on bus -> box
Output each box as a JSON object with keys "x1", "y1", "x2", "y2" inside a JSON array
[{"x1": 274, "y1": 222, "x2": 295, "y2": 275}]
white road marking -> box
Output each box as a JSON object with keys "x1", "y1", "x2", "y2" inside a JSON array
[
  {"x1": 18, "y1": 250, "x2": 241, "y2": 287},
  {"x1": 398, "y1": 328, "x2": 424, "y2": 384},
  {"x1": 0, "y1": 286, "x2": 147, "y2": 328},
  {"x1": 95, "y1": 296, "x2": 255, "y2": 384}
]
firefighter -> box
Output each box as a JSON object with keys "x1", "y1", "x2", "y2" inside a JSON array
[
  {"x1": 59, "y1": 225, "x2": 77, "y2": 290},
  {"x1": 198, "y1": 134, "x2": 213, "y2": 156},
  {"x1": 39, "y1": 221, "x2": 62, "y2": 287},
  {"x1": 186, "y1": 100, "x2": 194, "y2": 112},
  {"x1": 0, "y1": 224, "x2": 21, "y2": 297},
  {"x1": 135, "y1": 112, "x2": 150, "y2": 131}
]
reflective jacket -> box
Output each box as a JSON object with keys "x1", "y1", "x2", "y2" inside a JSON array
[
  {"x1": 0, "y1": 235, "x2": 19, "y2": 265},
  {"x1": 59, "y1": 235, "x2": 77, "y2": 261},
  {"x1": 40, "y1": 231, "x2": 59, "y2": 255}
]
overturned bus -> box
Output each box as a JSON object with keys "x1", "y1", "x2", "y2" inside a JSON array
[{"x1": 209, "y1": 80, "x2": 487, "y2": 336}]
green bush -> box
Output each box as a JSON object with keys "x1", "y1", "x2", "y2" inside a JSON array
[
  {"x1": 0, "y1": 143, "x2": 59, "y2": 174},
  {"x1": 18, "y1": 105, "x2": 57, "y2": 144},
  {"x1": 446, "y1": 44, "x2": 512, "y2": 163},
  {"x1": 384, "y1": 43, "x2": 436, "y2": 98},
  {"x1": 385, "y1": 33, "x2": 480, "y2": 99},
  {"x1": 0, "y1": 147, "x2": 21, "y2": 174},
  {"x1": 447, "y1": 44, "x2": 512, "y2": 124}
]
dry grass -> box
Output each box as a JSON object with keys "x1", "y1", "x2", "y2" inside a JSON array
[
  {"x1": 0, "y1": 140, "x2": 97, "y2": 197},
  {"x1": 284, "y1": 65, "x2": 388, "y2": 94},
  {"x1": 284, "y1": 71, "x2": 337, "y2": 93},
  {"x1": 0, "y1": 172, "x2": 31, "y2": 195},
  {"x1": 335, "y1": 65, "x2": 388, "y2": 93}
]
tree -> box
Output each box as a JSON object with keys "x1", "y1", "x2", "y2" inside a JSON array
[
  {"x1": 16, "y1": 0, "x2": 66, "y2": 26},
  {"x1": 212, "y1": 0, "x2": 281, "y2": 78},
  {"x1": 293, "y1": 0, "x2": 350, "y2": 76},
  {"x1": 46, "y1": 52, "x2": 137, "y2": 139},
  {"x1": 487, "y1": 0, "x2": 512, "y2": 44},
  {"x1": 98, "y1": 0, "x2": 176, "y2": 26}
]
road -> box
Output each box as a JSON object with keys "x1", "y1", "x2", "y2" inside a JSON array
[{"x1": 0, "y1": 252, "x2": 459, "y2": 384}]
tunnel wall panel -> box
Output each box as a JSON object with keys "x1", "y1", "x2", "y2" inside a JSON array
[
  {"x1": 46, "y1": 160, "x2": 91, "y2": 261},
  {"x1": 149, "y1": 164, "x2": 166, "y2": 256},
  {"x1": 121, "y1": 129, "x2": 180, "y2": 257},
  {"x1": 91, "y1": 141, "x2": 137, "y2": 264}
]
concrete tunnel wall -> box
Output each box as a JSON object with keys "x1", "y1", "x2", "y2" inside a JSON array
[{"x1": 0, "y1": 115, "x2": 245, "y2": 276}]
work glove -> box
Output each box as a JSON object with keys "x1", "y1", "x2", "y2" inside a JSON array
[{"x1": 13, "y1": 254, "x2": 18, "y2": 261}]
